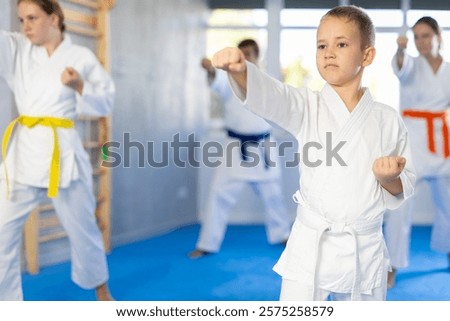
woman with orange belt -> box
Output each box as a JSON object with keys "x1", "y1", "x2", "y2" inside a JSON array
[{"x1": 385, "y1": 16, "x2": 450, "y2": 288}]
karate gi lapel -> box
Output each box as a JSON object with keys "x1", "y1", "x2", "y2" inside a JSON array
[
  {"x1": 301, "y1": 85, "x2": 374, "y2": 215},
  {"x1": 321, "y1": 84, "x2": 373, "y2": 143},
  {"x1": 26, "y1": 36, "x2": 73, "y2": 113}
]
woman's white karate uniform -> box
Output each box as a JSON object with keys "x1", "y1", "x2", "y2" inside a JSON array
[
  {"x1": 229, "y1": 62, "x2": 415, "y2": 300},
  {"x1": 196, "y1": 70, "x2": 292, "y2": 253},
  {"x1": 0, "y1": 31, "x2": 114, "y2": 300},
  {"x1": 384, "y1": 54, "x2": 450, "y2": 269}
]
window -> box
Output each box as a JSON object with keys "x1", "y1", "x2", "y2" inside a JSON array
[
  {"x1": 366, "y1": 9, "x2": 403, "y2": 27},
  {"x1": 208, "y1": 9, "x2": 267, "y2": 27},
  {"x1": 206, "y1": 29, "x2": 267, "y2": 60},
  {"x1": 281, "y1": 9, "x2": 328, "y2": 27},
  {"x1": 408, "y1": 10, "x2": 450, "y2": 28},
  {"x1": 206, "y1": 9, "x2": 267, "y2": 59}
]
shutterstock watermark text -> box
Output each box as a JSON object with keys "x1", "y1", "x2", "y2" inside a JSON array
[{"x1": 101, "y1": 132, "x2": 347, "y2": 168}]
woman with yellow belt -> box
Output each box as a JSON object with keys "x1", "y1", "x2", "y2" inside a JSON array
[{"x1": 0, "y1": 0, "x2": 114, "y2": 300}]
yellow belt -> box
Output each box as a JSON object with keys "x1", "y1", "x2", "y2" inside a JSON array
[{"x1": 2, "y1": 116, "x2": 75, "y2": 198}]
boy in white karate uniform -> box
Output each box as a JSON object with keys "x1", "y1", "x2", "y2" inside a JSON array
[
  {"x1": 212, "y1": 6, "x2": 415, "y2": 300},
  {"x1": 0, "y1": 0, "x2": 114, "y2": 300}
]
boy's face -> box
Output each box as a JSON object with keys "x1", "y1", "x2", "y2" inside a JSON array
[{"x1": 316, "y1": 16, "x2": 373, "y2": 88}]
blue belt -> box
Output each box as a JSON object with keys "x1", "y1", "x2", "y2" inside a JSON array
[{"x1": 226, "y1": 129, "x2": 271, "y2": 169}]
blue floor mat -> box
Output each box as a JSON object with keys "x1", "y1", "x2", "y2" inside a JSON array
[{"x1": 22, "y1": 225, "x2": 450, "y2": 301}]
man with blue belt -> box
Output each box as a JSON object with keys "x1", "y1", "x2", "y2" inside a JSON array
[{"x1": 189, "y1": 39, "x2": 292, "y2": 258}]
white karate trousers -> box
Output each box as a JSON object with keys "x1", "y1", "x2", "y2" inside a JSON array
[
  {"x1": 0, "y1": 178, "x2": 109, "y2": 300},
  {"x1": 196, "y1": 172, "x2": 291, "y2": 253},
  {"x1": 384, "y1": 176, "x2": 450, "y2": 269},
  {"x1": 429, "y1": 176, "x2": 450, "y2": 253}
]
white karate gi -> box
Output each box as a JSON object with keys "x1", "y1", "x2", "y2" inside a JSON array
[
  {"x1": 229, "y1": 62, "x2": 415, "y2": 300},
  {"x1": 196, "y1": 70, "x2": 292, "y2": 253},
  {"x1": 0, "y1": 31, "x2": 114, "y2": 300},
  {"x1": 384, "y1": 54, "x2": 450, "y2": 269}
]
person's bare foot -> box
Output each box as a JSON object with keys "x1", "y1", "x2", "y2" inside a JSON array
[
  {"x1": 387, "y1": 268, "x2": 396, "y2": 289},
  {"x1": 188, "y1": 249, "x2": 211, "y2": 259},
  {"x1": 96, "y1": 283, "x2": 114, "y2": 301}
]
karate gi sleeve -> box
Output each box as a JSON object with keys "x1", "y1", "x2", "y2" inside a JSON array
[
  {"x1": 76, "y1": 49, "x2": 115, "y2": 116},
  {"x1": 0, "y1": 31, "x2": 20, "y2": 84},
  {"x1": 228, "y1": 61, "x2": 307, "y2": 137},
  {"x1": 391, "y1": 53, "x2": 414, "y2": 84},
  {"x1": 382, "y1": 117, "x2": 416, "y2": 210}
]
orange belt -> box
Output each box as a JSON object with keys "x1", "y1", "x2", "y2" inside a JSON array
[{"x1": 402, "y1": 109, "x2": 449, "y2": 158}]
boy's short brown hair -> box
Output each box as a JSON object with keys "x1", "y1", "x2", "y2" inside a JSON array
[
  {"x1": 238, "y1": 39, "x2": 259, "y2": 59},
  {"x1": 322, "y1": 5, "x2": 375, "y2": 49}
]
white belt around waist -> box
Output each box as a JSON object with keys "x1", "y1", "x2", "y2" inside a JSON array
[{"x1": 293, "y1": 190, "x2": 382, "y2": 300}]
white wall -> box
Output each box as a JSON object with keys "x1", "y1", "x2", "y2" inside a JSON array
[{"x1": 109, "y1": 0, "x2": 210, "y2": 245}]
